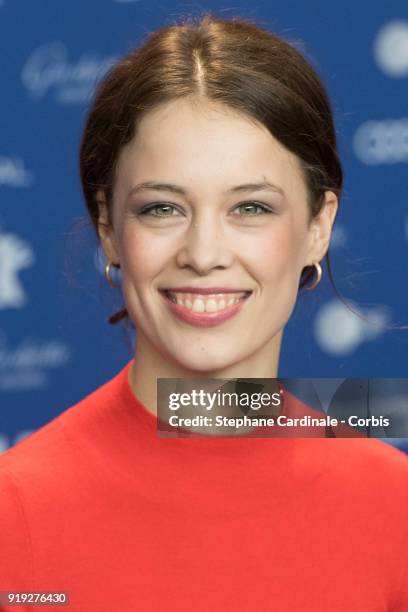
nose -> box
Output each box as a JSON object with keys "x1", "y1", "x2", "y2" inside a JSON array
[{"x1": 175, "y1": 211, "x2": 234, "y2": 274}]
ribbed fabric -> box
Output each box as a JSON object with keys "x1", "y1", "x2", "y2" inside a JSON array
[{"x1": 0, "y1": 359, "x2": 407, "y2": 611}]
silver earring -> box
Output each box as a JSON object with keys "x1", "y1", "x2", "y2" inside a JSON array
[
  {"x1": 104, "y1": 261, "x2": 121, "y2": 288},
  {"x1": 305, "y1": 262, "x2": 322, "y2": 290}
]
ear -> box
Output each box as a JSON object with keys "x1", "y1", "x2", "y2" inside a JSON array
[
  {"x1": 96, "y1": 190, "x2": 120, "y2": 264},
  {"x1": 305, "y1": 190, "x2": 338, "y2": 265}
]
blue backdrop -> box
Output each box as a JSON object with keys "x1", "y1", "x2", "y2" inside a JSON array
[{"x1": 1, "y1": 0, "x2": 407, "y2": 453}]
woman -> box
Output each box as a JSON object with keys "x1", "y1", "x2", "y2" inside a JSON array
[{"x1": 0, "y1": 13, "x2": 407, "y2": 611}]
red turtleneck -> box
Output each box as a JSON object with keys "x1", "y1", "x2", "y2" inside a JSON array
[{"x1": 0, "y1": 359, "x2": 407, "y2": 611}]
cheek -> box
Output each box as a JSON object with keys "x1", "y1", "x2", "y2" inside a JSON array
[
  {"x1": 117, "y1": 217, "x2": 306, "y2": 286},
  {"x1": 119, "y1": 227, "x2": 151, "y2": 278},
  {"x1": 119, "y1": 225, "x2": 173, "y2": 282},
  {"x1": 246, "y1": 224, "x2": 303, "y2": 282}
]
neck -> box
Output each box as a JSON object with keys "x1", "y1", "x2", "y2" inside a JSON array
[{"x1": 128, "y1": 330, "x2": 283, "y2": 418}]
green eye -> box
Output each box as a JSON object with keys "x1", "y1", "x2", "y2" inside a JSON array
[
  {"x1": 138, "y1": 201, "x2": 274, "y2": 217},
  {"x1": 234, "y1": 202, "x2": 273, "y2": 215},
  {"x1": 139, "y1": 204, "x2": 177, "y2": 216}
]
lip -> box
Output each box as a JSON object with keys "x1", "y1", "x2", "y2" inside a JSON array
[
  {"x1": 161, "y1": 287, "x2": 252, "y2": 295},
  {"x1": 159, "y1": 290, "x2": 251, "y2": 328}
]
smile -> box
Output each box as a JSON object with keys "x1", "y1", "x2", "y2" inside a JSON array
[
  {"x1": 159, "y1": 290, "x2": 252, "y2": 327},
  {"x1": 166, "y1": 290, "x2": 250, "y2": 312}
]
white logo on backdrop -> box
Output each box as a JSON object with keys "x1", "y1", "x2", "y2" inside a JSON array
[
  {"x1": 0, "y1": 331, "x2": 72, "y2": 391},
  {"x1": 0, "y1": 156, "x2": 34, "y2": 187},
  {"x1": 374, "y1": 20, "x2": 408, "y2": 77},
  {"x1": 21, "y1": 42, "x2": 119, "y2": 104},
  {"x1": 353, "y1": 119, "x2": 408, "y2": 164},
  {"x1": 314, "y1": 300, "x2": 390, "y2": 356},
  {"x1": 0, "y1": 231, "x2": 34, "y2": 309}
]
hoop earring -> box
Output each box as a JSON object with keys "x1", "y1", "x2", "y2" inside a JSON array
[
  {"x1": 305, "y1": 262, "x2": 322, "y2": 291},
  {"x1": 104, "y1": 261, "x2": 121, "y2": 289}
]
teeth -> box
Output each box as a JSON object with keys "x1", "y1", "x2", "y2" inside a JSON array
[
  {"x1": 206, "y1": 299, "x2": 219, "y2": 312},
  {"x1": 191, "y1": 298, "x2": 206, "y2": 313},
  {"x1": 167, "y1": 292, "x2": 247, "y2": 313}
]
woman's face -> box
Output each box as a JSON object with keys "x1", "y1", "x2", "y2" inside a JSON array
[{"x1": 98, "y1": 97, "x2": 337, "y2": 374}]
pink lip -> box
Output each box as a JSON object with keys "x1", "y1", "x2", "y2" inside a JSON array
[
  {"x1": 162, "y1": 287, "x2": 251, "y2": 295},
  {"x1": 159, "y1": 290, "x2": 250, "y2": 328}
]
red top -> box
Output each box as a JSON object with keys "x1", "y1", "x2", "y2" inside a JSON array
[{"x1": 0, "y1": 359, "x2": 407, "y2": 611}]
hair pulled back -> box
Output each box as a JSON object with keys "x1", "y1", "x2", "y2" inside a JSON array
[{"x1": 79, "y1": 12, "x2": 343, "y2": 324}]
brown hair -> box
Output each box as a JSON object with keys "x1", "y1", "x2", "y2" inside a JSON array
[{"x1": 80, "y1": 12, "x2": 343, "y2": 325}]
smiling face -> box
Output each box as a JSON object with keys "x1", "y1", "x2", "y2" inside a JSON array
[{"x1": 97, "y1": 96, "x2": 337, "y2": 377}]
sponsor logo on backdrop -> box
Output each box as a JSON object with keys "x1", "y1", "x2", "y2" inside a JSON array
[
  {"x1": 0, "y1": 330, "x2": 72, "y2": 391},
  {"x1": 353, "y1": 21, "x2": 408, "y2": 166},
  {"x1": 21, "y1": 42, "x2": 119, "y2": 104},
  {"x1": 374, "y1": 20, "x2": 408, "y2": 77},
  {"x1": 353, "y1": 118, "x2": 408, "y2": 164},
  {"x1": 0, "y1": 230, "x2": 34, "y2": 309},
  {"x1": 0, "y1": 156, "x2": 34, "y2": 187},
  {"x1": 314, "y1": 300, "x2": 390, "y2": 356}
]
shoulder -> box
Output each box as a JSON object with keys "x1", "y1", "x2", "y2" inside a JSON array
[
  {"x1": 306, "y1": 436, "x2": 408, "y2": 488},
  {"x1": 292, "y1": 436, "x2": 408, "y2": 515},
  {"x1": 299, "y1": 438, "x2": 408, "y2": 527},
  {"x1": 0, "y1": 408, "x2": 82, "y2": 520},
  {"x1": 324, "y1": 437, "x2": 408, "y2": 483},
  {"x1": 0, "y1": 367, "x2": 125, "y2": 508},
  {"x1": 0, "y1": 464, "x2": 34, "y2": 587},
  {"x1": 0, "y1": 368, "x2": 126, "y2": 583}
]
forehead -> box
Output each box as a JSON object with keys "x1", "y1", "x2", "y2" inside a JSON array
[{"x1": 115, "y1": 97, "x2": 307, "y2": 203}]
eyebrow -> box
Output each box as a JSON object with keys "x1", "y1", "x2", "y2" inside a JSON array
[{"x1": 127, "y1": 180, "x2": 286, "y2": 199}]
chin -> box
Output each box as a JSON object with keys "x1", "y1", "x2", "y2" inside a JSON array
[{"x1": 172, "y1": 351, "x2": 236, "y2": 375}]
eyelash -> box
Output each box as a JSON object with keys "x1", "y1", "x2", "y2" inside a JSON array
[{"x1": 138, "y1": 201, "x2": 275, "y2": 218}]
